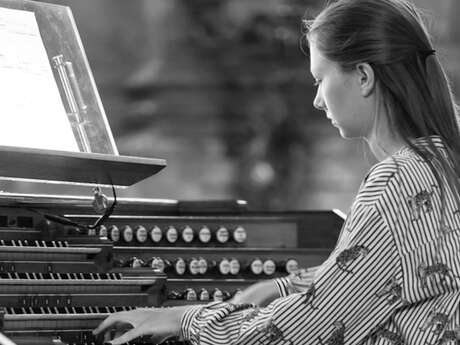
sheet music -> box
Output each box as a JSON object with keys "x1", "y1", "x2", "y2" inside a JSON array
[{"x1": 0, "y1": 7, "x2": 79, "y2": 152}]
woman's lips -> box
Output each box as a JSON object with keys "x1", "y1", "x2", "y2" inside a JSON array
[{"x1": 329, "y1": 118, "x2": 338, "y2": 126}]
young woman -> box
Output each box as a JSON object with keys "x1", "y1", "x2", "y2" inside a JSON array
[{"x1": 94, "y1": 0, "x2": 460, "y2": 343}]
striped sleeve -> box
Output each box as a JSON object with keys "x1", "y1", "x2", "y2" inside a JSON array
[
  {"x1": 273, "y1": 277, "x2": 291, "y2": 297},
  {"x1": 274, "y1": 268, "x2": 321, "y2": 297},
  {"x1": 180, "y1": 165, "x2": 406, "y2": 345}
]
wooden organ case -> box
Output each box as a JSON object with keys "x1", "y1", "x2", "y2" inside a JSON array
[{"x1": 0, "y1": 1, "x2": 344, "y2": 344}]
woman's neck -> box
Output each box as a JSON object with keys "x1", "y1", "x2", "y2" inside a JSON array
[
  {"x1": 364, "y1": 99, "x2": 408, "y2": 161},
  {"x1": 365, "y1": 131, "x2": 407, "y2": 161}
]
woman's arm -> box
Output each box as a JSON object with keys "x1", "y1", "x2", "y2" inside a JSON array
[
  {"x1": 230, "y1": 266, "x2": 319, "y2": 306},
  {"x1": 94, "y1": 203, "x2": 401, "y2": 345},
  {"x1": 180, "y1": 204, "x2": 402, "y2": 345},
  {"x1": 94, "y1": 267, "x2": 319, "y2": 344}
]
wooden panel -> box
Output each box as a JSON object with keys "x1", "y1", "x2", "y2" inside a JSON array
[{"x1": 0, "y1": 146, "x2": 166, "y2": 186}]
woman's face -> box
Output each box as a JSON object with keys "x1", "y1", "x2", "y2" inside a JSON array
[{"x1": 309, "y1": 40, "x2": 374, "y2": 139}]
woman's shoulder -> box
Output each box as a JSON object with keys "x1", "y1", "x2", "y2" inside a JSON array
[{"x1": 357, "y1": 150, "x2": 432, "y2": 203}]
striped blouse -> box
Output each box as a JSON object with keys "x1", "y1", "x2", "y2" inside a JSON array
[{"x1": 181, "y1": 135, "x2": 460, "y2": 345}]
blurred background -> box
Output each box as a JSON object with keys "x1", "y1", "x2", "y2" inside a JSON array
[{"x1": 11, "y1": 0, "x2": 460, "y2": 212}]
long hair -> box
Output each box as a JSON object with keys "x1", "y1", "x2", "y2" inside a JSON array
[{"x1": 304, "y1": 0, "x2": 460, "y2": 215}]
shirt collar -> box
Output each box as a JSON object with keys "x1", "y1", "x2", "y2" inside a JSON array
[{"x1": 396, "y1": 135, "x2": 446, "y2": 156}]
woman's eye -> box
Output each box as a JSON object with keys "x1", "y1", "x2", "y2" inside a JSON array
[{"x1": 314, "y1": 80, "x2": 321, "y2": 86}]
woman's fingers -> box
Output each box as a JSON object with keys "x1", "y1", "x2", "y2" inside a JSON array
[
  {"x1": 299, "y1": 271, "x2": 315, "y2": 277},
  {"x1": 103, "y1": 330, "x2": 112, "y2": 344},
  {"x1": 307, "y1": 265, "x2": 321, "y2": 272},
  {"x1": 93, "y1": 312, "x2": 129, "y2": 336},
  {"x1": 149, "y1": 334, "x2": 170, "y2": 345},
  {"x1": 108, "y1": 327, "x2": 169, "y2": 345},
  {"x1": 93, "y1": 306, "x2": 183, "y2": 345},
  {"x1": 114, "y1": 330, "x2": 127, "y2": 341},
  {"x1": 292, "y1": 272, "x2": 315, "y2": 280},
  {"x1": 107, "y1": 327, "x2": 141, "y2": 345},
  {"x1": 290, "y1": 268, "x2": 316, "y2": 291},
  {"x1": 293, "y1": 278, "x2": 314, "y2": 287}
]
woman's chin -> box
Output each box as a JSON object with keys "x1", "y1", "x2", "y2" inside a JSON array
[
  {"x1": 336, "y1": 127, "x2": 356, "y2": 139},
  {"x1": 331, "y1": 123, "x2": 357, "y2": 139}
]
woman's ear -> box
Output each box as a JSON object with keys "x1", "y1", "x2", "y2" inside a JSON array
[{"x1": 355, "y1": 62, "x2": 375, "y2": 97}]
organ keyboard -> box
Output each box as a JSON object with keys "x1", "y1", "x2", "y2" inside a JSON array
[{"x1": 0, "y1": 194, "x2": 343, "y2": 345}]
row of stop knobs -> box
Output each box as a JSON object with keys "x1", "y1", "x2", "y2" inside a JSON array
[
  {"x1": 91, "y1": 224, "x2": 247, "y2": 245},
  {"x1": 115, "y1": 256, "x2": 300, "y2": 276},
  {"x1": 168, "y1": 287, "x2": 243, "y2": 302}
]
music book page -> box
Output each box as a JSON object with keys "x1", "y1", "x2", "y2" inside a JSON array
[{"x1": 0, "y1": 7, "x2": 79, "y2": 152}]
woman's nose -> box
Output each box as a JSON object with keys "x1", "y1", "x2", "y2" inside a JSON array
[{"x1": 313, "y1": 92, "x2": 325, "y2": 111}]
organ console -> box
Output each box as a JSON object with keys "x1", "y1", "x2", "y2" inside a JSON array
[
  {"x1": 0, "y1": 1, "x2": 345, "y2": 344},
  {"x1": 0, "y1": 194, "x2": 343, "y2": 345}
]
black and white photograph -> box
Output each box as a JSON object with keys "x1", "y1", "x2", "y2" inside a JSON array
[{"x1": 0, "y1": 0, "x2": 458, "y2": 344}]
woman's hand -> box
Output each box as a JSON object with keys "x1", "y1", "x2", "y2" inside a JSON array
[
  {"x1": 288, "y1": 265, "x2": 320, "y2": 291},
  {"x1": 230, "y1": 279, "x2": 279, "y2": 307},
  {"x1": 230, "y1": 266, "x2": 321, "y2": 306},
  {"x1": 93, "y1": 306, "x2": 188, "y2": 345}
]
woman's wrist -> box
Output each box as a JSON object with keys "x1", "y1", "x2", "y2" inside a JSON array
[{"x1": 180, "y1": 305, "x2": 203, "y2": 341}]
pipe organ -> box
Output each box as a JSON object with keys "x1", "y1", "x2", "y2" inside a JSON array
[{"x1": 0, "y1": 195, "x2": 343, "y2": 344}]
